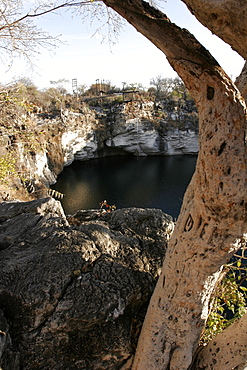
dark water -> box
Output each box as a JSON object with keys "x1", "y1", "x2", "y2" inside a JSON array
[{"x1": 52, "y1": 155, "x2": 197, "y2": 218}]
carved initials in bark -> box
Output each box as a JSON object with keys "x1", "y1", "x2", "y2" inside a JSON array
[
  {"x1": 184, "y1": 214, "x2": 194, "y2": 232},
  {"x1": 199, "y1": 223, "x2": 208, "y2": 239}
]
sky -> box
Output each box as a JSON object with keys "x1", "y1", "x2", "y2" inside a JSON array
[{"x1": 1, "y1": 0, "x2": 245, "y2": 93}]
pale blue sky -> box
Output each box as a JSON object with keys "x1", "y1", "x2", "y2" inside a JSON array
[{"x1": 2, "y1": 0, "x2": 244, "y2": 92}]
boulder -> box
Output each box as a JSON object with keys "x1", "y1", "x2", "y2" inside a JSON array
[{"x1": 0, "y1": 198, "x2": 174, "y2": 369}]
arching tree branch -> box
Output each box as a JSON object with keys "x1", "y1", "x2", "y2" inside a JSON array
[{"x1": 181, "y1": 0, "x2": 247, "y2": 60}]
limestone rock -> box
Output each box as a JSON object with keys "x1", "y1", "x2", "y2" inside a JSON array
[
  {"x1": 0, "y1": 198, "x2": 174, "y2": 369},
  {"x1": 62, "y1": 130, "x2": 98, "y2": 165},
  {"x1": 105, "y1": 101, "x2": 198, "y2": 156}
]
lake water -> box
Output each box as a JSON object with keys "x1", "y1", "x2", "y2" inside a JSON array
[{"x1": 51, "y1": 155, "x2": 197, "y2": 218}]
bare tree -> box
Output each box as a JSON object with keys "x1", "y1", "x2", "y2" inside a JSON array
[
  {"x1": 149, "y1": 75, "x2": 173, "y2": 98},
  {"x1": 150, "y1": 75, "x2": 189, "y2": 99},
  {"x1": 0, "y1": 0, "x2": 123, "y2": 65},
  {"x1": 0, "y1": 0, "x2": 57, "y2": 63}
]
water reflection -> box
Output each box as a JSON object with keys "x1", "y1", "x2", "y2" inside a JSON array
[{"x1": 52, "y1": 155, "x2": 197, "y2": 218}]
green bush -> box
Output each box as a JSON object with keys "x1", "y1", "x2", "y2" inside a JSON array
[
  {"x1": 0, "y1": 153, "x2": 17, "y2": 183},
  {"x1": 201, "y1": 254, "x2": 247, "y2": 344}
]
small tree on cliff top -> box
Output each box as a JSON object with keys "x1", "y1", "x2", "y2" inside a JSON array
[{"x1": 0, "y1": 1, "x2": 247, "y2": 369}]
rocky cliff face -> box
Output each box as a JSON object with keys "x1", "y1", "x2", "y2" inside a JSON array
[
  {"x1": 0, "y1": 98, "x2": 198, "y2": 200},
  {"x1": 104, "y1": 100, "x2": 198, "y2": 156},
  {"x1": 60, "y1": 100, "x2": 198, "y2": 162},
  {"x1": 0, "y1": 197, "x2": 174, "y2": 369}
]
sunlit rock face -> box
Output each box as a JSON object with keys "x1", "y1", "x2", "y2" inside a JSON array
[
  {"x1": 105, "y1": 122, "x2": 198, "y2": 156},
  {"x1": 164, "y1": 128, "x2": 198, "y2": 155},
  {"x1": 61, "y1": 130, "x2": 98, "y2": 165},
  {"x1": 105, "y1": 100, "x2": 198, "y2": 156},
  {"x1": 106, "y1": 119, "x2": 160, "y2": 156}
]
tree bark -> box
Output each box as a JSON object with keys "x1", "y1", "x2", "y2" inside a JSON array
[
  {"x1": 236, "y1": 62, "x2": 247, "y2": 102},
  {"x1": 192, "y1": 313, "x2": 247, "y2": 369},
  {"x1": 102, "y1": 1, "x2": 247, "y2": 369},
  {"x1": 181, "y1": 0, "x2": 247, "y2": 60}
]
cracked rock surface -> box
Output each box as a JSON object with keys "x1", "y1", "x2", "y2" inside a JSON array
[{"x1": 0, "y1": 197, "x2": 174, "y2": 369}]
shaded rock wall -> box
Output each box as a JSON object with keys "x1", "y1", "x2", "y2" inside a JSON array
[{"x1": 0, "y1": 197, "x2": 174, "y2": 369}]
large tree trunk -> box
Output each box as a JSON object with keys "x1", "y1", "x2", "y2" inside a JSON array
[
  {"x1": 131, "y1": 86, "x2": 247, "y2": 369},
  {"x1": 102, "y1": 1, "x2": 247, "y2": 369}
]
